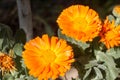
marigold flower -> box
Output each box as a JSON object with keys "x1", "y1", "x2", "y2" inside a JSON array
[
  {"x1": 22, "y1": 34, "x2": 74, "y2": 80},
  {"x1": 113, "y1": 5, "x2": 120, "y2": 17},
  {"x1": 0, "y1": 52, "x2": 16, "y2": 75},
  {"x1": 100, "y1": 17, "x2": 120, "y2": 49},
  {"x1": 57, "y1": 5, "x2": 102, "y2": 42}
]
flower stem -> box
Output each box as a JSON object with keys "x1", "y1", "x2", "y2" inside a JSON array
[
  {"x1": 24, "y1": 67, "x2": 28, "y2": 77},
  {"x1": 0, "y1": 70, "x2": 2, "y2": 80}
]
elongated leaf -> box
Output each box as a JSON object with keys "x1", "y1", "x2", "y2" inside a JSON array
[
  {"x1": 0, "y1": 23, "x2": 13, "y2": 39},
  {"x1": 0, "y1": 23, "x2": 15, "y2": 52},
  {"x1": 97, "y1": 64, "x2": 107, "y2": 70},
  {"x1": 93, "y1": 67, "x2": 103, "y2": 80},
  {"x1": 83, "y1": 68, "x2": 92, "y2": 80}
]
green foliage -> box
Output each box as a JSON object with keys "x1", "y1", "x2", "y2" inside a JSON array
[
  {"x1": 0, "y1": 24, "x2": 13, "y2": 39},
  {"x1": 0, "y1": 24, "x2": 32, "y2": 80},
  {"x1": 95, "y1": 50, "x2": 120, "y2": 80},
  {"x1": 13, "y1": 43, "x2": 23, "y2": 57},
  {"x1": 0, "y1": 24, "x2": 26, "y2": 53},
  {"x1": 107, "y1": 47, "x2": 120, "y2": 59}
]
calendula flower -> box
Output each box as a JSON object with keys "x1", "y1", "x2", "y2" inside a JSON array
[
  {"x1": 100, "y1": 17, "x2": 120, "y2": 49},
  {"x1": 113, "y1": 5, "x2": 120, "y2": 17},
  {"x1": 0, "y1": 52, "x2": 16, "y2": 75},
  {"x1": 57, "y1": 5, "x2": 101, "y2": 42},
  {"x1": 22, "y1": 34, "x2": 74, "y2": 80}
]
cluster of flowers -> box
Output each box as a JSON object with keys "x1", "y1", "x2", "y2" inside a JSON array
[
  {"x1": 22, "y1": 5, "x2": 120, "y2": 80},
  {"x1": 57, "y1": 5, "x2": 120, "y2": 49},
  {"x1": 1, "y1": 4, "x2": 120, "y2": 80}
]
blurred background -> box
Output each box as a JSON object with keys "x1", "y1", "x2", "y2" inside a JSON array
[{"x1": 0, "y1": 0, "x2": 120, "y2": 38}]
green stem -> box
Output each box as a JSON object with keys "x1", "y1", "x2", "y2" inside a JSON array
[
  {"x1": 24, "y1": 67, "x2": 28, "y2": 77},
  {"x1": 0, "y1": 70, "x2": 2, "y2": 80}
]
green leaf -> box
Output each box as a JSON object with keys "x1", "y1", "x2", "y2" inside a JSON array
[
  {"x1": 84, "y1": 60, "x2": 105, "y2": 80},
  {"x1": 108, "y1": 66, "x2": 120, "y2": 80},
  {"x1": 0, "y1": 23, "x2": 13, "y2": 39},
  {"x1": 108, "y1": 15, "x2": 115, "y2": 22},
  {"x1": 3, "y1": 73, "x2": 14, "y2": 80},
  {"x1": 97, "y1": 64, "x2": 107, "y2": 70},
  {"x1": 95, "y1": 51, "x2": 120, "y2": 80},
  {"x1": 25, "y1": 76, "x2": 37, "y2": 80},
  {"x1": 14, "y1": 56, "x2": 23, "y2": 71},
  {"x1": 115, "y1": 18, "x2": 120, "y2": 26},
  {"x1": 0, "y1": 24, "x2": 15, "y2": 52},
  {"x1": 85, "y1": 60, "x2": 98, "y2": 69},
  {"x1": 14, "y1": 29, "x2": 26, "y2": 44},
  {"x1": 2, "y1": 38, "x2": 9, "y2": 52},
  {"x1": 13, "y1": 43, "x2": 23, "y2": 56},
  {"x1": 83, "y1": 68, "x2": 92, "y2": 80},
  {"x1": 93, "y1": 67, "x2": 103, "y2": 80},
  {"x1": 106, "y1": 47, "x2": 120, "y2": 59},
  {"x1": 72, "y1": 78, "x2": 81, "y2": 80},
  {"x1": 58, "y1": 29, "x2": 90, "y2": 50}
]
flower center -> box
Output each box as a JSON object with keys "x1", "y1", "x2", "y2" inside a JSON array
[
  {"x1": 42, "y1": 49, "x2": 56, "y2": 64},
  {"x1": 73, "y1": 17, "x2": 88, "y2": 31}
]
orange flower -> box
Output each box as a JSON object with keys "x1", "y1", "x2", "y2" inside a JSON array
[
  {"x1": 57, "y1": 5, "x2": 101, "y2": 42},
  {"x1": 22, "y1": 34, "x2": 74, "y2": 80},
  {"x1": 0, "y1": 52, "x2": 16, "y2": 75},
  {"x1": 100, "y1": 17, "x2": 120, "y2": 49}
]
